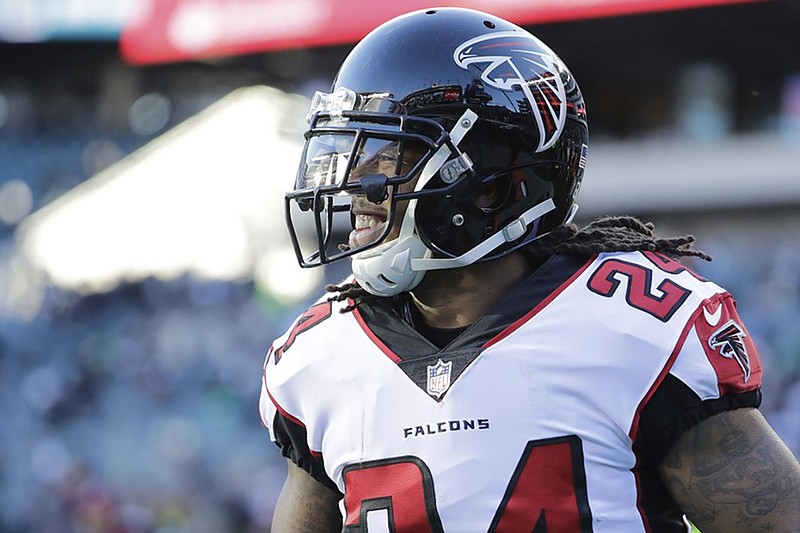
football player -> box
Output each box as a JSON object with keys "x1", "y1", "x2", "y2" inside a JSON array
[{"x1": 260, "y1": 7, "x2": 800, "y2": 532}]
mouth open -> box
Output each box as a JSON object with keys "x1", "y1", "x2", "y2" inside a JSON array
[{"x1": 349, "y1": 208, "x2": 388, "y2": 249}]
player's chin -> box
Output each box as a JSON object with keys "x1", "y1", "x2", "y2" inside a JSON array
[{"x1": 348, "y1": 224, "x2": 388, "y2": 249}]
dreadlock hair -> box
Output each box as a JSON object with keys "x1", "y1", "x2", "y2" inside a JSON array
[
  {"x1": 529, "y1": 215, "x2": 711, "y2": 261},
  {"x1": 325, "y1": 215, "x2": 711, "y2": 312}
]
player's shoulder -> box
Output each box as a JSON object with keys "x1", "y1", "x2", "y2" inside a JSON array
[
  {"x1": 270, "y1": 293, "x2": 352, "y2": 357},
  {"x1": 569, "y1": 250, "x2": 728, "y2": 329},
  {"x1": 264, "y1": 280, "x2": 373, "y2": 384},
  {"x1": 262, "y1": 287, "x2": 367, "y2": 416},
  {"x1": 591, "y1": 250, "x2": 722, "y2": 293}
]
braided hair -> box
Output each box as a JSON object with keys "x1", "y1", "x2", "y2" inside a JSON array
[{"x1": 326, "y1": 215, "x2": 710, "y2": 312}]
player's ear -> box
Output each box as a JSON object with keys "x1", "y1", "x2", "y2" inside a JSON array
[
  {"x1": 473, "y1": 182, "x2": 497, "y2": 209},
  {"x1": 472, "y1": 177, "x2": 511, "y2": 211}
]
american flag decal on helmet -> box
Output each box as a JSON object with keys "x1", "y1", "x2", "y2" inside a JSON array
[
  {"x1": 579, "y1": 143, "x2": 588, "y2": 170},
  {"x1": 453, "y1": 31, "x2": 568, "y2": 153}
]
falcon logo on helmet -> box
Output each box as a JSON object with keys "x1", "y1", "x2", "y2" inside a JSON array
[
  {"x1": 453, "y1": 31, "x2": 568, "y2": 153},
  {"x1": 283, "y1": 8, "x2": 589, "y2": 296},
  {"x1": 708, "y1": 319, "x2": 752, "y2": 383}
]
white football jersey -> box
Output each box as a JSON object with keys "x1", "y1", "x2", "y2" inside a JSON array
[{"x1": 260, "y1": 252, "x2": 762, "y2": 532}]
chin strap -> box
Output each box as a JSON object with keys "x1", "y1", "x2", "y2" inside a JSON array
[{"x1": 410, "y1": 198, "x2": 556, "y2": 271}]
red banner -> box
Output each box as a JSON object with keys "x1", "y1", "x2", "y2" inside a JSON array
[{"x1": 120, "y1": 0, "x2": 767, "y2": 65}]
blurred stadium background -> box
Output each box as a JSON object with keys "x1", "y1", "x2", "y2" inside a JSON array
[{"x1": 0, "y1": 0, "x2": 799, "y2": 531}]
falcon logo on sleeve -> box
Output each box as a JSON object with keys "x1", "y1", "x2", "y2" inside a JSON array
[
  {"x1": 453, "y1": 31, "x2": 567, "y2": 152},
  {"x1": 694, "y1": 295, "x2": 762, "y2": 393},
  {"x1": 708, "y1": 320, "x2": 751, "y2": 383}
]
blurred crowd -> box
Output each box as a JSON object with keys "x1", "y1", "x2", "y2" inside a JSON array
[
  {"x1": 0, "y1": 40, "x2": 326, "y2": 533},
  {"x1": 0, "y1": 275, "x2": 308, "y2": 532}
]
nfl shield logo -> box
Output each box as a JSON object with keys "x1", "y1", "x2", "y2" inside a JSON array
[{"x1": 427, "y1": 359, "x2": 453, "y2": 399}]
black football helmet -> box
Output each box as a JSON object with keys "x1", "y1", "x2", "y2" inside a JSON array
[{"x1": 285, "y1": 7, "x2": 588, "y2": 296}]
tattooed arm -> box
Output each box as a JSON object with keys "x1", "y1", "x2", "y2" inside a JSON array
[
  {"x1": 659, "y1": 407, "x2": 800, "y2": 532},
  {"x1": 271, "y1": 459, "x2": 343, "y2": 533}
]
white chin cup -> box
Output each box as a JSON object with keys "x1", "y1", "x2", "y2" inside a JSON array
[{"x1": 350, "y1": 234, "x2": 431, "y2": 297}]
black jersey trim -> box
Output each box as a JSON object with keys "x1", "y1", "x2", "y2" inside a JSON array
[
  {"x1": 627, "y1": 300, "x2": 704, "y2": 531},
  {"x1": 271, "y1": 410, "x2": 341, "y2": 493},
  {"x1": 265, "y1": 386, "x2": 340, "y2": 493},
  {"x1": 631, "y1": 373, "x2": 762, "y2": 531},
  {"x1": 264, "y1": 382, "x2": 339, "y2": 492},
  {"x1": 627, "y1": 301, "x2": 762, "y2": 533},
  {"x1": 351, "y1": 254, "x2": 594, "y2": 401},
  {"x1": 352, "y1": 306, "x2": 404, "y2": 363},
  {"x1": 483, "y1": 254, "x2": 596, "y2": 349},
  {"x1": 636, "y1": 374, "x2": 763, "y2": 468}
]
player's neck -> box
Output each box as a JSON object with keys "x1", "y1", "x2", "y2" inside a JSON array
[{"x1": 409, "y1": 252, "x2": 536, "y2": 329}]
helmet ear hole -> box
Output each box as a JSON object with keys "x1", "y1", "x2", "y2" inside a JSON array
[{"x1": 473, "y1": 175, "x2": 512, "y2": 212}]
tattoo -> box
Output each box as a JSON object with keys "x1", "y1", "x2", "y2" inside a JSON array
[
  {"x1": 290, "y1": 481, "x2": 342, "y2": 532},
  {"x1": 659, "y1": 410, "x2": 800, "y2": 531},
  {"x1": 273, "y1": 462, "x2": 342, "y2": 533}
]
